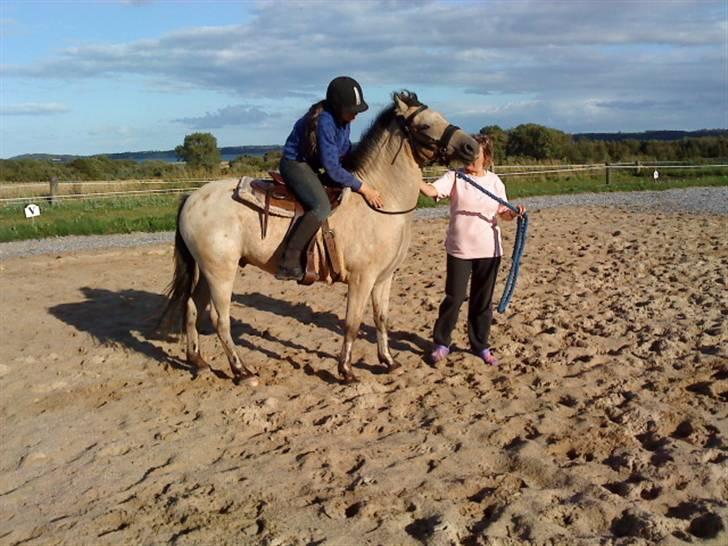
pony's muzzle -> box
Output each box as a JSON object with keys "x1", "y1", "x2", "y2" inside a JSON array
[{"x1": 461, "y1": 141, "x2": 476, "y2": 162}]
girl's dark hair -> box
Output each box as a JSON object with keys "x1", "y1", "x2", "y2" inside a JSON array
[
  {"x1": 302, "y1": 100, "x2": 327, "y2": 162},
  {"x1": 473, "y1": 133, "x2": 494, "y2": 169}
]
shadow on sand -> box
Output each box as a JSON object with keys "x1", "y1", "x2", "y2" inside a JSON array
[
  {"x1": 48, "y1": 287, "x2": 429, "y2": 382},
  {"x1": 233, "y1": 292, "x2": 429, "y2": 355}
]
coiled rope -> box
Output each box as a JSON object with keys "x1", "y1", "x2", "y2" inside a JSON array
[{"x1": 455, "y1": 171, "x2": 528, "y2": 313}]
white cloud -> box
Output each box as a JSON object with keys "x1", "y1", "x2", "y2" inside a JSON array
[
  {"x1": 0, "y1": 102, "x2": 69, "y2": 115},
  {"x1": 174, "y1": 105, "x2": 279, "y2": 129},
  {"x1": 1, "y1": 0, "x2": 724, "y2": 143},
  {"x1": 4, "y1": 1, "x2": 722, "y2": 94}
]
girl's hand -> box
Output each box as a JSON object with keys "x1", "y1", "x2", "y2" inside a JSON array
[
  {"x1": 498, "y1": 204, "x2": 525, "y2": 220},
  {"x1": 360, "y1": 184, "x2": 384, "y2": 208}
]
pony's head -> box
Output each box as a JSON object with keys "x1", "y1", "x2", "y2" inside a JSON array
[
  {"x1": 346, "y1": 90, "x2": 477, "y2": 171},
  {"x1": 392, "y1": 91, "x2": 478, "y2": 166}
]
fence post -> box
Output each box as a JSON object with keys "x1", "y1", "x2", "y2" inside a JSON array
[
  {"x1": 634, "y1": 160, "x2": 641, "y2": 175},
  {"x1": 49, "y1": 176, "x2": 59, "y2": 205},
  {"x1": 605, "y1": 162, "x2": 611, "y2": 185}
]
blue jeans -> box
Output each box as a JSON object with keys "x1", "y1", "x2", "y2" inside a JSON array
[{"x1": 279, "y1": 157, "x2": 332, "y2": 222}]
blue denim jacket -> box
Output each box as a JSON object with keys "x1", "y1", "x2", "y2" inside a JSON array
[{"x1": 281, "y1": 108, "x2": 362, "y2": 191}]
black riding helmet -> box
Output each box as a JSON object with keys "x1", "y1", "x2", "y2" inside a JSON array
[{"x1": 326, "y1": 76, "x2": 368, "y2": 116}]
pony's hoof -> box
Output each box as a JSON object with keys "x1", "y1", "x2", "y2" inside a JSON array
[
  {"x1": 188, "y1": 354, "x2": 210, "y2": 371},
  {"x1": 234, "y1": 374, "x2": 260, "y2": 387},
  {"x1": 341, "y1": 374, "x2": 359, "y2": 385},
  {"x1": 386, "y1": 361, "x2": 404, "y2": 374},
  {"x1": 191, "y1": 366, "x2": 209, "y2": 380}
]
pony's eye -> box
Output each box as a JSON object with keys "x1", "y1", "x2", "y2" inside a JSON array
[{"x1": 418, "y1": 124, "x2": 431, "y2": 131}]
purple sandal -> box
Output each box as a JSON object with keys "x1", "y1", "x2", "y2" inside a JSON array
[
  {"x1": 479, "y1": 348, "x2": 498, "y2": 366},
  {"x1": 430, "y1": 344, "x2": 450, "y2": 364}
]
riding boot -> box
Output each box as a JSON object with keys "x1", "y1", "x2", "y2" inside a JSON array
[{"x1": 275, "y1": 213, "x2": 323, "y2": 281}]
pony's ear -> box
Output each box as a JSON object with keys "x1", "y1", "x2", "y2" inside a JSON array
[{"x1": 393, "y1": 93, "x2": 409, "y2": 116}]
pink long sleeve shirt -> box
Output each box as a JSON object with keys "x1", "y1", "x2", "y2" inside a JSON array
[{"x1": 431, "y1": 169, "x2": 507, "y2": 259}]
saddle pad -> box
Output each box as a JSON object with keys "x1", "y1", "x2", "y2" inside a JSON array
[{"x1": 235, "y1": 176, "x2": 298, "y2": 218}]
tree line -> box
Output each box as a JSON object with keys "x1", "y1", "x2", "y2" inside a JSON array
[
  {"x1": 481, "y1": 124, "x2": 728, "y2": 164},
  {"x1": 1, "y1": 127, "x2": 726, "y2": 183},
  {"x1": 0, "y1": 133, "x2": 282, "y2": 183}
]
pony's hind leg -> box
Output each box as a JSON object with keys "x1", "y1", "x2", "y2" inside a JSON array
[
  {"x1": 185, "y1": 273, "x2": 211, "y2": 373},
  {"x1": 206, "y1": 266, "x2": 259, "y2": 385},
  {"x1": 371, "y1": 274, "x2": 400, "y2": 372}
]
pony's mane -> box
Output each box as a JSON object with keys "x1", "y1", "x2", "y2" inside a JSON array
[{"x1": 344, "y1": 90, "x2": 422, "y2": 172}]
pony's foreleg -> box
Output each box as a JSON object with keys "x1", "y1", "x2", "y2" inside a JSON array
[
  {"x1": 206, "y1": 267, "x2": 259, "y2": 385},
  {"x1": 339, "y1": 275, "x2": 376, "y2": 383},
  {"x1": 371, "y1": 274, "x2": 400, "y2": 372}
]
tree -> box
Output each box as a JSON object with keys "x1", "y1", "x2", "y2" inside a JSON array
[
  {"x1": 506, "y1": 124, "x2": 572, "y2": 160},
  {"x1": 175, "y1": 132, "x2": 221, "y2": 170}
]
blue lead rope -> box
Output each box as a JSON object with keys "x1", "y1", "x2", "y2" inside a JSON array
[{"x1": 454, "y1": 171, "x2": 528, "y2": 313}]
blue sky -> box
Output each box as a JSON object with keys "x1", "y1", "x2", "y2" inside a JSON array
[{"x1": 0, "y1": 0, "x2": 725, "y2": 158}]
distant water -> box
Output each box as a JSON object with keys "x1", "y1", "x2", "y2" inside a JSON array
[
  {"x1": 221, "y1": 151, "x2": 266, "y2": 161},
  {"x1": 133, "y1": 148, "x2": 278, "y2": 163}
]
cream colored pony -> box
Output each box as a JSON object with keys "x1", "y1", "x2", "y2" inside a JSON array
[{"x1": 160, "y1": 91, "x2": 477, "y2": 384}]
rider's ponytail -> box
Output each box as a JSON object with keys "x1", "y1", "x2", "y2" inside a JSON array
[{"x1": 303, "y1": 100, "x2": 327, "y2": 163}]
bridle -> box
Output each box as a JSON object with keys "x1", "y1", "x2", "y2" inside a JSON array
[
  {"x1": 396, "y1": 104, "x2": 461, "y2": 166},
  {"x1": 365, "y1": 104, "x2": 462, "y2": 215}
]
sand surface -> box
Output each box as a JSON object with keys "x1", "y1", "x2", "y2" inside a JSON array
[{"x1": 1, "y1": 206, "x2": 726, "y2": 545}]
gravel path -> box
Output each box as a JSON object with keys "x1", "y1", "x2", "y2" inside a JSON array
[{"x1": 2, "y1": 186, "x2": 725, "y2": 260}]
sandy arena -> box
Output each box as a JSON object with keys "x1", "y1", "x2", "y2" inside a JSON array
[{"x1": 1, "y1": 205, "x2": 726, "y2": 545}]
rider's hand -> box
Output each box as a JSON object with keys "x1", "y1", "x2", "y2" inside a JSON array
[{"x1": 360, "y1": 184, "x2": 384, "y2": 209}]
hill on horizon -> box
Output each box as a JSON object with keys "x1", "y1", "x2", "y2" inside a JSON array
[
  {"x1": 8, "y1": 144, "x2": 282, "y2": 163},
  {"x1": 572, "y1": 129, "x2": 727, "y2": 142},
  {"x1": 7, "y1": 129, "x2": 726, "y2": 162}
]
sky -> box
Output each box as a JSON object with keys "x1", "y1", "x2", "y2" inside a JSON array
[{"x1": 0, "y1": 0, "x2": 726, "y2": 158}]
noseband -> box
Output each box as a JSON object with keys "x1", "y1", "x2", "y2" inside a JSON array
[
  {"x1": 397, "y1": 104, "x2": 460, "y2": 166},
  {"x1": 366, "y1": 104, "x2": 461, "y2": 215}
]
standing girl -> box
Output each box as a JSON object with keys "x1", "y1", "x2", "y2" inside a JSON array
[{"x1": 419, "y1": 134, "x2": 524, "y2": 365}]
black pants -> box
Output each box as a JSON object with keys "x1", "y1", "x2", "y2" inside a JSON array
[
  {"x1": 279, "y1": 157, "x2": 332, "y2": 221},
  {"x1": 433, "y1": 254, "x2": 501, "y2": 353}
]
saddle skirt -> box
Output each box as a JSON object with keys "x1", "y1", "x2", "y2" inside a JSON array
[
  {"x1": 235, "y1": 174, "x2": 345, "y2": 220},
  {"x1": 234, "y1": 175, "x2": 349, "y2": 285}
]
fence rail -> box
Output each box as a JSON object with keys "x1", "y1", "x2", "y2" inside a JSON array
[
  {"x1": 0, "y1": 162, "x2": 726, "y2": 205},
  {"x1": 0, "y1": 178, "x2": 216, "y2": 190}
]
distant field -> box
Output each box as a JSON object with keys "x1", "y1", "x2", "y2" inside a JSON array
[
  {"x1": 1, "y1": 166, "x2": 726, "y2": 242},
  {"x1": 0, "y1": 177, "x2": 236, "y2": 200}
]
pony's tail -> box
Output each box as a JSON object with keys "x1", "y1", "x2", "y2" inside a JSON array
[{"x1": 158, "y1": 196, "x2": 196, "y2": 335}]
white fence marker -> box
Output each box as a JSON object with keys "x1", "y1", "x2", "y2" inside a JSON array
[{"x1": 24, "y1": 203, "x2": 41, "y2": 218}]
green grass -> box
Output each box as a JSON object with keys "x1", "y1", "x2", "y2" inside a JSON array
[
  {"x1": 1, "y1": 170, "x2": 726, "y2": 242},
  {"x1": 416, "y1": 169, "x2": 728, "y2": 208},
  {"x1": 0, "y1": 195, "x2": 181, "y2": 242}
]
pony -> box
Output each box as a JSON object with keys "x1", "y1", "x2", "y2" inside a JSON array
[{"x1": 160, "y1": 91, "x2": 478, "y2": 384}]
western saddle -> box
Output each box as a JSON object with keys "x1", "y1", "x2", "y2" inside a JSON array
[{"x1": 250, "y1": 172, "x2": 344, "y2": 285}]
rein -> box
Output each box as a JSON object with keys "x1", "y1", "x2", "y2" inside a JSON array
[
  {"x1": 455, "y1": 171, "x2": 529, "y2": 313},
  {"x1": 365, "y1": 200, "x2": 418, "y2": 215},
  {"x1": 367, "y1": 104, "x2": 461, "y2": 215}
]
